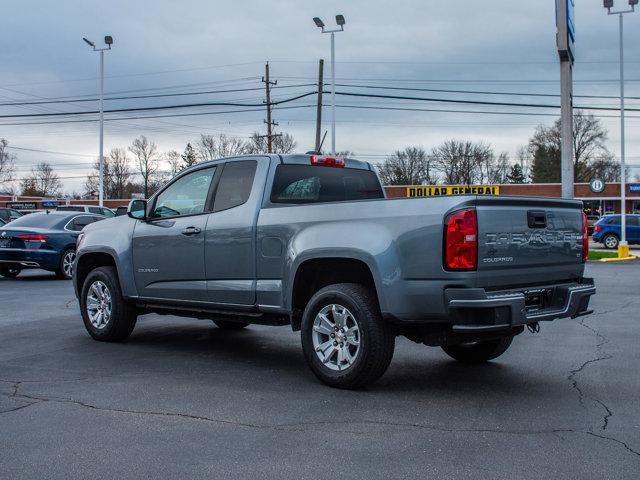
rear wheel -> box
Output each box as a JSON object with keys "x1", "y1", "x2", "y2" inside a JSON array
[
  {"x1": 442, "y1": 336, "x2": 513, "y2": 364},
  {"x1": 81, "y1": 266, "x2": 137, "y2": 342},
  {"x1": 301, "y1": 283, "x2": 395, "y2": 389},
  {"x1": 603, "y1": 234, "x2": 619, "y2": 250},
  {"x1": 56, "y1": 248, "x2": 76, "y2": 280},
  {"x1": 213, "y1": 319, "x2": 250, "y2": 330},
  {"x1": 0, "y1": 266, "x2": 21, "y2": 278}
]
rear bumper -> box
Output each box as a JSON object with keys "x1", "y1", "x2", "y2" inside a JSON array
[
  {"x1": 444, "y1": 278, "x2": 595, "y2": 333},
  {"x1": 0, "y1": 249, "x2": 60, "y2": 270}
]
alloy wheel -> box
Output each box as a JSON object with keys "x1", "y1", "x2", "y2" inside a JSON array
[
  {"x1": 312, "y1": 304, "x2": 361, "y2": 371},
  {"x1": 63, "y1": 250, "x2": 76, "y2": 278},
  {"x1": 86, "y1": 280, "x2": 113, "y2": 329}
]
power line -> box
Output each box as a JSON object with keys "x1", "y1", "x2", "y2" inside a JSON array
[{"x1": 0, "y1": 83, "x2": 316, "y2": 107}]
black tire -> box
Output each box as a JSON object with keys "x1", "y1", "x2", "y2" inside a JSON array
[
  {"x1": 301, "y1": 283, "x2": 395, "y2": 389},
  {"x1": 442, "y1": 336, "x2": 513, "y2": 364},
  {"x1": 602, "y1": 233, "x2": 619, "y2": 250},
  {"x1": 80, "y1": 266, "x2": 137, "y2": 342},
  {"x1": 55, "y1": 248, "x2": 76, "y2": 280},
  {"x1": 0, "y1": 266, "x2": 21, "y2": 278},
  {"x1": 213, "y1": 319, "x2": 250, "y2": 330}
]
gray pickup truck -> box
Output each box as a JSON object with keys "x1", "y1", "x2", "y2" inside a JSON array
[{"x1": 74, "y1": 154, "x2": 595, "y2": 388}]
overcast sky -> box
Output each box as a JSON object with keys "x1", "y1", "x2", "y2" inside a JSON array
[{"x1": 1, "y1": 0, "x2": 639, "y2": 194}]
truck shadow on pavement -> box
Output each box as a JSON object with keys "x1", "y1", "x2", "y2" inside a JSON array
[{"x1": 99, "y1": 322, "x2": 560, "y2": 395}]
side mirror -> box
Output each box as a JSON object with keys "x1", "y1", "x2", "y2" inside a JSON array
[{"x1": 127, "y1": 199, "x2": 147, "y2": 220}]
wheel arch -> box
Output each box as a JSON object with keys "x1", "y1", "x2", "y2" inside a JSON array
[
  {"x1": 287, "y1": 253, "x2": 385, "y2": 331},
  {"x1": 75, "y1": 249, "x2": 125, "y2": 298}
]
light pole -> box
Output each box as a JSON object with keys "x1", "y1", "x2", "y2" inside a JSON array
[
  {"x1": 313, "y1": 15, "x2": 345, "y2": 155},
  {"x1": 603, "y1": 0, "x2": 637, "y2": 258},
  {"x1": 83, "y1": 35, "x2": 113, "y2": 207}
]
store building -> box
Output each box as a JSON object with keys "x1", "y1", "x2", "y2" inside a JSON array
[{"x1": 384, "y1": 182, "x2": 640, "y2": 215}]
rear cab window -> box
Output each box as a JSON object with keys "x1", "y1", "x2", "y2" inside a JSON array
[
  {"x1": 213, "y1": 161, "x2": 257, "y2": 212},
  {"x1": 270, "y1": 164, "x2": 384, "y2": 204}
]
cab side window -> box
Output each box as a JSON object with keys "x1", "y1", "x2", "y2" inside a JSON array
[
  {"x1": 152, "y1": 167, "x2": 216, "y2": 219},
  {"x1": 213, "y1": 161, "x2": 257, "y2": 212}
]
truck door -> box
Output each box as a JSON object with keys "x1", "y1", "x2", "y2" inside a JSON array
[
  {"x1": 132, "y1": 166, "x2": 217, "y2": 302},
  {"x1": 204, "y1": 159, "x2": 263, "y2": 305}
]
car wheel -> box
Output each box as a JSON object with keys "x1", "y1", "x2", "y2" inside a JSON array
[
  {"x1": 213, "y1": 319, "x2": 250, "y2": 330},
  {"x1": 301, "y1": 283, "x2": 395, "y2": 389},
  {"x1": 442, "y1": 336, "x2": 513, "y2": 364},
  {"x1": 81, "y1": 266, "x2": 137, "y2": 342},
  {"x1": 603, "y1": 234, "x2": 619, "y2": 250},
  {"x1": 56, "y1": 248, "x2": 76, "y2": 280},
  {"x1": 0, "y1": 266, "x2": 21, "y2": 278}
]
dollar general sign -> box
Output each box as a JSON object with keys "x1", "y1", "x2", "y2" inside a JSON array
[{"x1": 406, "y1": 185, "x2": 500, "y2": 197}]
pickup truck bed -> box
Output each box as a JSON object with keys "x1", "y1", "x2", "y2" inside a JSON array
[{"x1": 74, "y1": 153, "x2": 595, "y2": 388}]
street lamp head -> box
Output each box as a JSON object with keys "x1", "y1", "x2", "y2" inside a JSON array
[
  {"x1": 336, "y1": 14, "x2": 346, "y2": 26},
  {"x1": 313, "y1": 17, "x2": 324, "y2": 28},
  {"x1": 629, "y1": 0, "x2": 638, "y2": 6},
  {"x1": 104, "y1": 35, "x2": 113, "y2": 46},
  {"x1": 82, "y1": 37, "x2": 95, "y2": 48},
  {"x1": 603, "y1": 0, "x2": 614, "y2": 7}
]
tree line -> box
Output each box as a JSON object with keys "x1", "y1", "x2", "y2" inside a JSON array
[
  {"x1": 0, "y1": 111, "x2": 628, "y2": 198},
  {"x1": 378, "y1": 111, "x2": 622, "y2": 186}
]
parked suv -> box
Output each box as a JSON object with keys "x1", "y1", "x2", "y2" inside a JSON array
[
  {"x1": 56, "y1": 205, "x2": 115, "y2": 218},
  {"x1": 592, "y1": 214, "x2": 640, "y2": 249}
]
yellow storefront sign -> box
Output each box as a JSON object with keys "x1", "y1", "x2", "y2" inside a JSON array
[{"x1": 406, "y1": 185, "x2": 500, "y2": 197}]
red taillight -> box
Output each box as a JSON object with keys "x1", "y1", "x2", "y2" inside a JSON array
[
  {"x1": 444, "y1": 209, "x2": 477, "y2": 270},
  {"x1": 594, "y1": 225, "x2": 602, "y2": 233},
  {"x1": 582, "y1": 212, "x2": 589, "y2": 263},
  {"x1": 310, "y1": 155, "x2": 345, "y2": 168},
  {"x1": 17, "y1": 234, "x2": 48, "y2": 242}
]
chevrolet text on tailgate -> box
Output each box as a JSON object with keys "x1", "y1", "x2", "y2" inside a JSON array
[{"x1": 74, "y1": 154, "x2": 595, "y2": 389}]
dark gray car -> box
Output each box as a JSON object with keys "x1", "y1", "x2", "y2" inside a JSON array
[{"x1": 74, "y1": 154, "x2": 595, "y2": 388}]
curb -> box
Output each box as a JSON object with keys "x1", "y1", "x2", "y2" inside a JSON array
[{"x1": 598, "y1": 256, "x2": 638, "y2": 263}]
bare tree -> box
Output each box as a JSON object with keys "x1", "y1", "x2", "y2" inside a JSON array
[
  {"x1": 197, "y1": 134, "x2": 247, "y2": 161},
  {"x1": 529, "y1": 110, "x2": 611, "y2": 182},
  {"x1": 0, "y1": 138, "x2": 16, "y2": 189},
  {"x1": 244, "y1": 131, "x2": 297, "y2": 154},
  {"x1": 482, "y1": 152, "x2": 511, "y2": 184},
  {"x1": 432, "y1": 140, "x2": 494, "y2": 184},
  {"x1": 84, "y1": 148, "x2": 132, "y2": 199},
  {"x1": 129, "y1": 135, "x2": 159, "y2": 198},
  {"x1": 377, "y1": 147, "x2": 434, "y2": 185},
  {"x1": 20, "y1": 162, "x2": 62, "y2": 197},
  {"x1": 164, "y1": 150, "x2": 182, "y2": 176}
]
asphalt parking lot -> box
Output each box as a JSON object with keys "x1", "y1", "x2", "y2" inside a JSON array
[{"x1": 1, "y1": 263, "x2": 639, "y2": 479}]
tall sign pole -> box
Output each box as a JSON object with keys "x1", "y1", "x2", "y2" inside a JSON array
[{"x1": 556, "y1": 0, "x2": 575, "y2": 199}]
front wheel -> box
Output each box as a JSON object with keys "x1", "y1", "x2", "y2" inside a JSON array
[
  {"x1": 442, "y1": 336, "x2": 513, "y2": 364},
  {"x1": 0, "y1": 266, "x2": 21, "y2": 278},
  {"x1": 80, "y1": 266, "x2": 137, "y2": 342},
  {"x1": 602, "y1": 234, "x2": 619, "y2": 250},
  {"x1": 301, "y1": 283, "x2": 395, "y2": 389}
]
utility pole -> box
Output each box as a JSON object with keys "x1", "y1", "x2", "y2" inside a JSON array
[
  {"x1": 556, "y1": 0, "x2": 575, "y2": 200},
  {"x1": 315, "y1": 59, "x2": 324, "y2": 152},
  {"x1": 262, "y1": 62, "x2": 278, "y2": 153}
]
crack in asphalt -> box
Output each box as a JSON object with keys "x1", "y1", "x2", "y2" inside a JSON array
[
  {"x1": 566, "y1": 316, "x2": 613, "y2": 433},
  {"x1": 1, "y1": 384, "x2": 638, "y2": 458}
]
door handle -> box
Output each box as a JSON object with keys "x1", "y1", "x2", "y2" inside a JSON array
[{"x1": 181, "y1": 226, "x2": 201, "y2": 236}]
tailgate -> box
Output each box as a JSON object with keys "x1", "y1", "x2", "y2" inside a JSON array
[{"x1": 475, "y1": 196, "x2": 584, "y2": 289}]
